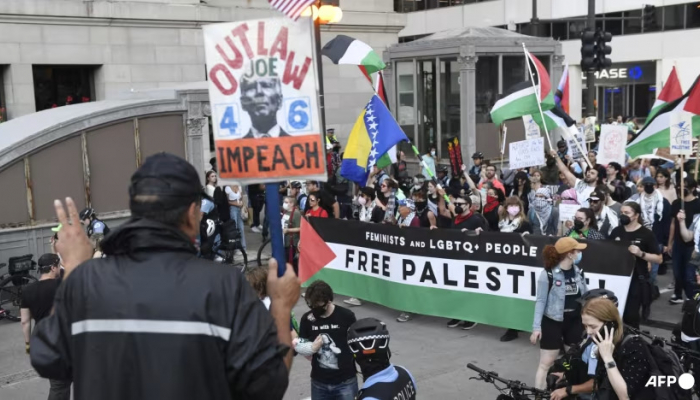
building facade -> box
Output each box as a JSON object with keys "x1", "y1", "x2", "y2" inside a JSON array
[
  {"x1": 397, "y1": 0, "x2": 700, "y2": 129},
  {"x1": 0, "y1": 0, "x2": 405, "y2": 142}
]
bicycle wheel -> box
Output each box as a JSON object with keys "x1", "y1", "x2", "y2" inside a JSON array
[
  {"x1": 0, "y1": 274, "x2": 38, "y2": 312},
  {"x1": 257, "y1": 238, "x2": 271, "y2": 267}
]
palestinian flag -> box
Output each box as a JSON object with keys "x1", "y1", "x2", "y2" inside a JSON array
[
  {"x1": 627, "y1": 75, "x2": 700, "y2": 158},
  {"x1": 490, "y1": 50, "x2": 555, "y2": 126},
  {"x1": 646, "y1": 66, "x2": 682, "y2": 124},
  {"x1": 322, "y1": 35, "x2": 386, "y2": 79},
  {"x1": 531, "y1": 106, "x2": 576, "y2": 132}
]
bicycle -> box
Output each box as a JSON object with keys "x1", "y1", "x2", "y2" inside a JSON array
[
  {"x1": 257, "y1": 237, "x2": 271, "y2": 267},
  {"x1": 0, "y1": 255, "x2": 39, "y2": 322},
  {"x1": 467, "y1": 363, "x2": 550, "y2": 399}
]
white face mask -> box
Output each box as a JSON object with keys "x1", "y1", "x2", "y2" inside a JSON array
[
  {"x1": 430, "y1": 150, "x2": 436, "y2": 157},
  {"x1": 358, "y1": 197, "x2": 367, "y2": 206},
  {"x1": 282, "y1": 203, "x2": 291, "y2": 211}
]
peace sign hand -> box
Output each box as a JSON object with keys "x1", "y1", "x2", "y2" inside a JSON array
[
  {"x1": 592, "y1": 325, "x2": 616, "y2": 363},
  {"x1": 53, "y1": 198, "x2": 95, "y2": 279}
]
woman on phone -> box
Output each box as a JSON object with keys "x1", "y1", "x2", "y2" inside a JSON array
[
  {"x1": 531, "y1": 237, "x2": 589, "y2": 390},
  {"x1": 583, "y1": 297, "x2": 653, "y2": 399}
]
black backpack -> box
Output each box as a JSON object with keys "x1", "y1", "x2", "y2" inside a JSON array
[
  {"x1": 219, "y1": 219, "x2": 242, "y2": 250},
  {"x1": 213, "y1": 187, "x2": 230, "y2": 222}
]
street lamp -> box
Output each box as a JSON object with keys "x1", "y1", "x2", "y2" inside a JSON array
[{"x1": 301, "y1": 0, "x2": 343, "y2": 138}]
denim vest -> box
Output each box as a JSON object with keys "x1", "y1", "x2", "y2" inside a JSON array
[{"x1": 532, "y1": 265, "x2": 588, "y2": 331}]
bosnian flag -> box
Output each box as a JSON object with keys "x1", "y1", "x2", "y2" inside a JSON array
[
  {"x1": 490, "y1": 49, "x2": 555, "y2": 126},
  {"x1": 322, "y1": 35, "x2": 387, "y2": 80},
  {"x1": 555, "y1": 64, "x2": 570, "y2": 114}
]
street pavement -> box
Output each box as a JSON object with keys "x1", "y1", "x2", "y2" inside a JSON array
[{"x1": 0, "y1": 228, "x2": 683, "y2": 399}]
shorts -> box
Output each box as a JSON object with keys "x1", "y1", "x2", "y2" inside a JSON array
[{"x1": 540, "y1": 312, "x2": 584, "y2": 350}]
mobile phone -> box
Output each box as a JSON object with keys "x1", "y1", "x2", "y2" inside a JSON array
[{"x1": 597, "y1": 321, "x2": 617, "y2": 339}]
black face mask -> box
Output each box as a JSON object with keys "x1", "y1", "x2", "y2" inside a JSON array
[
  {"x1": 454, "y1": 205, "x2": 464, "y2": 215},
  {"x1": 546, "y1": 158, "x2": 556, "y2": 166},
  {"x1": 644, "y1": 185, "x2": 655, "y2": 194},
  {"x1": 415, "y1": 201, "x2": 427, "y2": 211},
  {"x1": 310, "y1": 304, "x2": 327, "y2": 319},
  {"x1": 619, "y1": 214, "x2": 631, "y2": 226},
  {"x1": 573, "y1": 219, "x2": 585, "y2": 231}
]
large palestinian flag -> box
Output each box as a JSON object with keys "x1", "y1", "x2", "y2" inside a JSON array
[
  {"x1": 627, "y1": 75, "x2": 700, "y2": 158},
  {"x1": 322, "y1": 35, "x2": 386, "y2": 78},
  {"x1": 490, "y1": 49, "x2": 555, "y2": 126},
  {"x1": 646, "y1": 66, "x2": 682, "y2": 124}
]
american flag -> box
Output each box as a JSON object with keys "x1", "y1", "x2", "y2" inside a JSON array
[{"x1": 269, "y1": 0, "x2": 316, "y2": 21}]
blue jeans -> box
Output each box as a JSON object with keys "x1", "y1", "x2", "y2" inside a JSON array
[
  {"x1": 229, "y1": 206, "x2": 246, "y2": 250},
  {"x1": 650, "y1": 243, "x2": 662, "y2": 287},
  {"x1": 673, "y1": 241, "x2": 696, "y2": 299},
  {"x1": 311, "y1": 376, "x2": 358, "y2": 400}
]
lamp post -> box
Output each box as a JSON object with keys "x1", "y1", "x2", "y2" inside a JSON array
[{"x1": 302, "y1": 0, "x2": 343, "y2": 141}]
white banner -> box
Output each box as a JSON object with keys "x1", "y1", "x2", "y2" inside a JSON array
[
  {"x1": 509, "y1": 137, "x2": 545, "y2": 170},
  {"x1": 559, "y1": 203, "x2": 580, "y2": 222},
  {"x1": 670, "y1": 111, "x2": 693, "y2": 155}
]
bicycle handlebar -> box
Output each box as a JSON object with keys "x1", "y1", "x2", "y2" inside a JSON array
[
  {"x1": 467, "y1": 363, "x2": 549, "y2": 397},
  {"x1": 626, "y1": 325, "x2": 700, "y2": 360}
]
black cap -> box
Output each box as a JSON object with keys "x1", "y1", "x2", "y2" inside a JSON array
[
  {"x1": 557, "y1": 139, "x2": 567, "y2": 149},
  {"x1": 290, "y1": 181, "x2": 302, "y2": 189},
  {"x1": 577, "y1": 288, "x2": 618, "y2": 306},
  {"x1": 38, "y1": 253, "x2": 60, "y2": 268},
  {"x1": 129, "y1": 153, "x2": 207, "y2": 212},
  {"x1": 587, "y1": 190, "x2": 605, "y2": 202},
  {"x1": 437, "y1": 165, "x2": 448, "y2": 173},
  {"x1": 472, "y1": 151, "x2": 484, "y2": 159}
]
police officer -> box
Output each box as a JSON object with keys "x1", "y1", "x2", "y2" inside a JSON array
[
  {"x1": 437, "y1": 165, "x2": 450, "y2": 188},
  {"x1": 469, "y1": 151, "x2": 484, "y2": 181},
  {"x1": 348, "y1": 318, "x2": 417, "y2": 400},
  {"x1": 79, "y1": 207, "x2": 110, "y2": 238},
  {"x1": 32, "y1": 153, "x2": 300, "y2": 400}
]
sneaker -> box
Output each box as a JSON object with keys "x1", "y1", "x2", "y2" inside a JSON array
[
  {"x1": 667, "y1": 282, "x2": 675, "y2": 290},
  {"x1": 343, "y1": 298, "x2": 362, "y2": 306},
  {"x1": 500, "y1": 329, "x2": 519, "y2": 342},
  {"x1": 447, "y1": 319, "x2": 462, "y2": 328},
  {"x1": 669, "y1": 295, "x2": 683, "y2": 304},
  {"x1": 462, "y1": 321, "x2": 478, "y2": 330},
  {"x1": 251, "y1": 226, "x2": 261, "y2": 233},
  {"x1": 301, "y1": 292, "x2": 305, "y2": 298},
  {"x1": 397, "y1": 313, "x2": 412, "y2": 323}
]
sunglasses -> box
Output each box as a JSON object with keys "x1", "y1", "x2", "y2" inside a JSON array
[
  {"x1": 589, "y1": 199, "x2": 600, "y2": 204},
  {"x1": 454, "y1": 202, "x2": 467, "y2": 206}
]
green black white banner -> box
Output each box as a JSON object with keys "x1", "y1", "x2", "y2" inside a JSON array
[{"x1": 300, "y1": 218, "x2": 635, "y2": 332}]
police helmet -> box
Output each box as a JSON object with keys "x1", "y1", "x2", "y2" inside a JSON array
[
  {"x1": 472, "y1": 152, "x2": 484, "y2": 159},
  {"x1": 79, "y1": 207, "x2": 95, "y2": 221},
  {"x1": 347, "y1": 318, "x2": 390, "y2": 356},
  {"x1": 577, "y1": 288, "x2": 618, "y2": 307}
]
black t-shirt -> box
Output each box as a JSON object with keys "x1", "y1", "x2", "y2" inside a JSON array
[
  {"x1": 563, "y1": 268, "x2": 581, "y2": 313},
  {"x1": 305, "y1": 189, "x2": 337, "y2": 217},
  {"x1": 20, "y1": 279, "x2": 60, "y2": 323},
  {"x1": 514, "y1": 220, "x2": 533, "y2": 234},
  {"x1": 299, "y1": 305, "x2": 357, "y2": 384},
  {"x1": 608, "y1": 225, "x2": 660, "y2": 276},
  {"x1": 452, "y1": 213, "x2": 487, "y2": 231},
  {"x1": 672, "y1": 197, "x2": 700, "y2": 248}
]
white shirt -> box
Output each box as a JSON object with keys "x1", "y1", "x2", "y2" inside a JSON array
[
  {"x1": 574, "y1": 179, "x2": 595, "y2": 208},
  {"x1": 251, "y1": 125, "x2": 281, "y2": 139},
  {"x1": 224, "y1": 186, "x2": 241, "y2": 201},
  {"x1": 205, "y1": 184, "x2": 216, "y2": 198}
]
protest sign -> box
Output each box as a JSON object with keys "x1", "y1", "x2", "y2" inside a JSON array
[
  {"x1": 584, "y1": 116, "x2": 596, "y2": 142},
  {"x1": 598, "y1": 124, "x2": 628, "y2": 165},
  {"x1": 670, "y1": 111, "x2": 693, "y2": 155},
  {"x1": 300, "y1": 218, "x2": 635, "y2": 331},
  {"x1": 203, "y1": 18, "x2": 326, "y2": 185},
  {"x1": 565, "y1": 125, "x2": 585, "y2": 159},
  {"x1": 558, "y1": 203, "x2": 579, "y2": 222},
  {"x1": 447, "y1": 137, "x2": 463, "y2": 178},
  {"x1": 509, "y1": 137, "x2": 545, "y2": 170},
  {"x1": 522, "y1": 115, "x2": 541, "y2": 140}
]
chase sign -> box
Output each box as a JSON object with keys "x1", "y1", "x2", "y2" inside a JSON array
[{"x1": 581, "y1": 61, "x2": 655, "y2": 85}]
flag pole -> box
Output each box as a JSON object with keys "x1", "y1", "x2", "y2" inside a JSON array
[
  {"x1": 500, "y1": 123, "x2": 506, "y2": 170},
  {"x1": 694, "y1": 145, "x2": 699, "y2": 181},
  {"x1": 523, "y1": 43, "x2": 554, "y2": 151},
  {"x1": 562, "y1": 126, "x2": 594, "y2": 170},
  {"x1": 681, "y1": 155, "x2": 686, "y2": 209}
]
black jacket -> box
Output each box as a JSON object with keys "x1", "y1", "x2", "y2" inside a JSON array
[{"x1": 30, "y1": 218, "x2": 288, "y2": 400}]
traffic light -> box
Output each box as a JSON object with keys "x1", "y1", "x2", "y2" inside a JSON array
[
  {"x1": 596, "y1": 31, "x2": 612, "y2": 69},
  {"x1": 580, "y1": 29, "x2": 597, "y2": 71},
  {"x1": 643, "y1": 5, "x2": 657, "y2": 31}
]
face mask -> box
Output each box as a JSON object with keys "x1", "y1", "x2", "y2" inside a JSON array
[
  {"x1": 430, "y1": 150, "x2": 436, "y2": 157},
  {"x1": 573, "y1": 219, "x2": 585, "y2": 231},
  {"x1": 310, "y1": 304, "x2": 326, "y2": 319},
  {"x1": 507, "y1": 206, "x2": 520, "y2": 217},
  {"x1": 619, "y1": 214, "x2": 631, "y2": 226},
  {"x1": 644, "y1": 185, "x2": 654, "y2": 194},
  {"x1": 282, "y1": 203, "x2": 290, "y2": 211},
  {"x1": 454, "y1": 205, "x2": 464, "y2": 215},
  {"x1": 573, "y1": 252, "x2": 583, "y2": 265},
  {"x1": 428, "y1": 187, "x2": 436, "y2": 195},
  {"x1": 358, "y1": 197, "x2": 367, "y2": 206},
  {"x1": 546, "y1": 158, "x2": 556, "y2": 166},
  {"x1": 415, "y1": 201, "x2": 427, "y2": 211}
]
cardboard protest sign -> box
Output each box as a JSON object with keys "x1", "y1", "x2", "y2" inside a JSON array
[
  {"x1": 522, "y1": 115, "x2": 541, "y2": 140},
  {"x1": 509, "y1": 137, "x2": 545, "y2": 170},
  {"x1": 598, "y1": 124, "x2": 628, "y2": 165},
  {"x1": 203, "y1": 18, "x2": 326, "y2": 184},
  {"x1": 565, "y1": 125, "x2": 585, "y2": 159},
  {"x1": 670, "y1": 111, "x2": 693, "y2": 155},
  {"x1": 300, "y1": 218, "x2": 635, "y2": 331}
]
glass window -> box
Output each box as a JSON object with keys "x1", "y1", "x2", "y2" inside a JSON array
[
  {"x1": 623, "y1": 10, "x2": 642, "y2": 35},
  {"x1": 605, "y1": 12, "x2": 623, "y2": 36},
  {"x1": 686, "y1": 4, "x2": 700, "y2": 29},
  {"x1": 502, "y1": 56, "x2": 525, "y2": 92},
  {"x1": 439, "y1": 58, "x2": 460, "y2": 159},
  {"x1": 417, "y1": 60, "x2": 437, "y2": 156},
  {"x1": 33, "y1": 65, "x2": 95, "y2": 112},
  {"x1": 475, "y1": 56, "x2": 498, "y2": 124},
  {"x1": 552, "y1": 22, "x2": 568, "y2": 40},
  {"x1": 663, "y1": 5, "x2": 684, "y2": 31},
  {"x1": 396, "y1": 61, "x2": 416, "y2": 156},
  {"x1": 595, "y1": 14, "x2": 604, "y2": 32}
]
